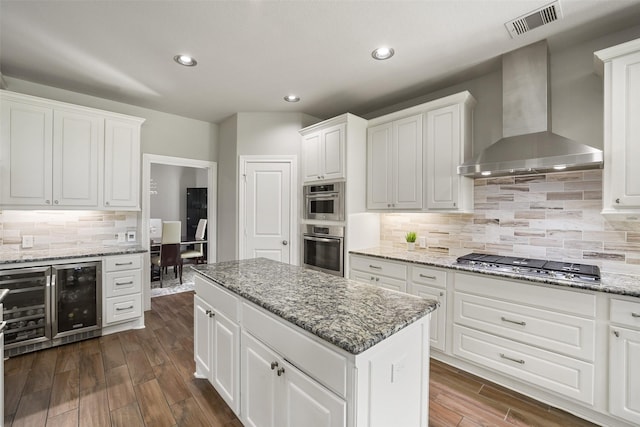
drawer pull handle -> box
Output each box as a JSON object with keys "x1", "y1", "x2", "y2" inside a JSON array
[
  {"x1": 277, "y1": 367, "x2": 285, "y2": 376},
  {"x1": 369, "y1": 265, "x2": 382, "y2": 270},
  {"x1": 500, "y1": 353, "x2": 525, "y2": 364},
  {"x1": 501, "y1": 316, "x2": 526, "y2": 326},
  {"x1": 116, "y1": 306, "x2": 134, "y2": 311},
  {"x1": 419, "y1": 274, "x2": 436, "y2": 280},
  {"x1": 115, "y1": 262, "x2": 133, "y2": 266},
  {"x1": 270, "y1": 361, "x2": 279, "y2": 370},
  {"x1": 632, "y1": 313, "x2": 640, "y2": 318},
  {"x1": 115, "y1": 281, "x2": 134, "y2": 286}
]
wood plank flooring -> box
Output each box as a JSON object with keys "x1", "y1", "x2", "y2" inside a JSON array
[{"x1": 4, "y1": 291, "x2": 596, "y2": 427}]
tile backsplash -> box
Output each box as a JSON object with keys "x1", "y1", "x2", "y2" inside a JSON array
[
  {"x1": 0, "y1": 210, "x2": 139, "y2": 256},
  {"x1": 380, "y1": 170, "x2": 640, "y2": 274}
]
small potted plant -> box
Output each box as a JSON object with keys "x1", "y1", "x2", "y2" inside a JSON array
[{"x1": 405, "y1": 231, "x2": 417, "y2": 251}]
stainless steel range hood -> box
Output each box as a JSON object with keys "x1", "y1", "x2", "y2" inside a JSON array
[{"x1": 458, "y1": 40, "x2": 603, "y2": 177}]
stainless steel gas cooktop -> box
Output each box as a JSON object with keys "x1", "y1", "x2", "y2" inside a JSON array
[{"x1": 456, "y1": 253, "x2": 601, "y2": 284}]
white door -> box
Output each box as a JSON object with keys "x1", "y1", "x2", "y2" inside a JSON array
[
  {"x1": 242, "y1": 160, "x2": 292, "y2": 263},
  {"x1": 194, "y1": 295, "x2": 213, "y2": 380},
  {"x1": 426, "y1": 105, "x2": 459, "y2": 210},
  {"x1": 241, "y1": 331, "x2": 279, "y2": 427},
  {"x1": 104, "y1": 118, "x2": 140, "y2": 208},
  {"x1": 366, "y1": 122, "x2": 393, "y2": 209},
  {"x1": 303, "y1": 132, "x2": 322, "y2": 183},
  {"x1": 393, "y1": 114, "x2": 423, "y2": 209},
  {"x1": 610, "y1": 326, "x2": 640, "y2": 424},
  {"x1": 212, "y1": 310, "x2": 240, "y2": 414}
]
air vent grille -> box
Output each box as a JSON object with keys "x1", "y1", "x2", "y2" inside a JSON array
[{"x1": 505, "y1": 1, "x2": 562, "y2": 38}]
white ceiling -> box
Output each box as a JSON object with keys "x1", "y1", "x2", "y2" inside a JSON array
[{"x1": 2, "y1": 0, "x2": 640, "y2": 123}]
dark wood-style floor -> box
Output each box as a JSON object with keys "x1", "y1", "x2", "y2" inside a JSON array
[{"x1": 4, "y1": 291, "x2": 596, "y2": 427}]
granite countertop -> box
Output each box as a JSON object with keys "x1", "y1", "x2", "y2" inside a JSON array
[
  {"x1": 0, "y1": 246, "x2": 147, "y2": 266},
  {"x1": 350, "y1": 247, "x2": 640, "y2": 299},
  {"x1": 191, "y1": 258, "x2": 438, "y2": 355}
]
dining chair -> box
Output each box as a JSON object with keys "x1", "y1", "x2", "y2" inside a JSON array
[
  {"x1": 181, "y1": 219, "x2": 207, "y2": 264},
  {"x1": 150, "y1": 221, "x2": 183, "y2": 286}
]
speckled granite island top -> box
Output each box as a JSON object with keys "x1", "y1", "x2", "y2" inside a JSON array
[
  {"x1": 350, "y1": 247, "x2": 640, "y2": 299},
  {"x1": 0, "y1": 246, "x2": 147, "y2": 265},
  {"x1": 191, "y1": 258, "x2": 438, "y2": 355}
]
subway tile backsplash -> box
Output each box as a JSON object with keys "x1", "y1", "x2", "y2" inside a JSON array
[
  {"x1": 0, "y1": 210, "x2": 138, "y2": 257},
  {"x1": 380, "y1": 170, "x2": 640, "y2": 274}
]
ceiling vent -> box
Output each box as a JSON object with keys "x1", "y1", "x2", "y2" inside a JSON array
[{"x1": 505, "y1": 1, "x2": 562, "y2": 38}]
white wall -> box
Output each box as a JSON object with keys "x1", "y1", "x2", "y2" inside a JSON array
[
  {"x1": 2, "y1": 76, "x2": 219, "y2": 161},
  {"x1": 216, "y1": 112, "x2": 318, "y2": 261},
  {"x1": 150, "y1": 164, "x2": 202, "y2": 236}
]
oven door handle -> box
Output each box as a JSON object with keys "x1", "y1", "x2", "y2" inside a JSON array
[
  {"x1": 307, "y1": 194, "x2": 338, "y2": 200},
  {"x1": 303, "y1": 235, "x2": 340, "y2": 243}
]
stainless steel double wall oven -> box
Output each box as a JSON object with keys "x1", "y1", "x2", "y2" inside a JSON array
[{"x1": 302, "y1": 181, "x2": 346, "y2": 276}]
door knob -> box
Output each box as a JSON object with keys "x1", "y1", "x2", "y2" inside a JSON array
[{"x1": 282, "y1": 240, "x2": 288, "y2": 246}]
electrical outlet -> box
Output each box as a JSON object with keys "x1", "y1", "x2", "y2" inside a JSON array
[
  {"x1": 22, "y1": 235, "x2": 34, "y2": 248},
  {"x1": 127, "y1": 231, "x2": 136, "y2": 242},
  {"x1": 418, "y1": 236, "x2": 427, "y2": 248},
  {"x1": 117, "y1": 232, "x2": 126, "y2": 243}
]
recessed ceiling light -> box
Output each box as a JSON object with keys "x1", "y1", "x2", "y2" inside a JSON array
[
  {"x1": 174, "y1": 54, "x2": 197, "y2": 67},
  {"x1": 371, "y1": 47, "x2": 395, "y2": 60},
  {"x1": 284, "y1": 95, "x2": 300, "y2": 103}
]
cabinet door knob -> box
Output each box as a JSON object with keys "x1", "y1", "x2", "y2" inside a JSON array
[
  {"x1": 270, "y1": 361, "x2": 279, "y2": 370},
  {"x1": 205, "y1": 309, "x2": 211, "y2": 315},
  {"x1": 277, "y1": 367, "x2": 285, "y2": 376},
  {"x1": 613, "y1": 330, "x2": 620, "y2": 338},
  {"x1": 615, "y1": 198, "x2": 620, "y2": 204},
  {"x1": 46, "y1": 200, "x2": 51, "y2": 204},
  {"x1": 106, "y1": 201, "x2": 110, "y2": 206},
  {"x1": 282, "y1": 240, "x2": 288, "y2": 246},
  {"x1": 54, "y1": 200, "x2": 59, "y2": 205}
]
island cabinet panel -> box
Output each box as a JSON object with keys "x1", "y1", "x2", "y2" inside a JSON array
[
  {"x1": 243, "y1": 301, "x2": 347, "y2": 398},
  {"x1": 193, "y1": 262, "x2": 434, "y2": 427},
  {"x1": 242, "y1": 330, "x2": 346, "y2": 427},
  {"x1": 193, "y1": 275, "x2": 241, "y2": 415}
]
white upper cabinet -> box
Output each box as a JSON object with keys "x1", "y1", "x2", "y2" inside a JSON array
[
  {"x1": 425, "y1": 95, "x2": 475, "y2": 211},
  {"x1": 53, "y1": 109, "x2": 102, "y2": 207},
  {"x1": 595, "y1": 38, "x2": 640, "y2": 213},
  {"x1": 366, "y1": 91, "x2": 475, "y2": 212},
  {"x1": 1, "y1": 98, "x2": 54, "y2": 206},
  {"x1": 301, "y1": 121, "x2": 345, "y2": 183},
  {"x1": 367, "y1": 114, "x2": 423, "y2": 209},
  {"x1": 0, "y1": 90, "x2": 144, "y2": 210},
  {"x1": 104, "y1": 118, "x2": 142, "y2": 209}
]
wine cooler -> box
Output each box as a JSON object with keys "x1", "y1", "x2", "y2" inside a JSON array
[{"x1": 0, "y1": 261, "x2": 102, "y2": 357}]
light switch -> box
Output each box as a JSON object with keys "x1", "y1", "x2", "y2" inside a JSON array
[{"x1": 22, "y1": 235, "x2": 34, "y2": 248}]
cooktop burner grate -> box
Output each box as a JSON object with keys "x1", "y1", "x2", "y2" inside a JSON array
[{"x1": 456, "y1": 253, "x2": 601, "y2": 283}]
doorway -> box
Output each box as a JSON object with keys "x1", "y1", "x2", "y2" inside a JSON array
[
  {"x1": 142, "y1": 154, "x2": 217, "y2": 311},
  {"x1": 239, "y1": 156, "x2": 297, "y2": 265}
]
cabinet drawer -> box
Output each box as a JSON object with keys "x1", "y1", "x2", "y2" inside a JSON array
[
  {"x1": 453, "y1": 325, "x2": 595, "y2": 405},
  {"x1": 454, "y1": 292, "x2": 595, "y2": 361},
  {"x1": 350, "y1": 255, "x2": 407, "y2": 280},
  {"x1": 194, "y1": 275, "x2": 239, "y2": 321},
  {"x1": 104, "y1": 254, "x2": 142, "y2": 272},
  {"x1": 610, "y1": 298, "x2": 640, "y2": 329},
  {"x1": 455, "y1": 272, "x2": 596, "y2": 317},
  {"x1": 105, "y1": 269, "x2": 141, "y2": 298},
  {"x1": 242, "y1": 302, "x2": 347, "y2": 398},
  {"x1": 350, "y1": 270, "x2": 407, "y2": 293},
  {"x1": 411, "y1": 265, "x2": 447, "y2": 288},
  {"x1": 105, "y1": 294, "x2": 142, "y2": 325}
]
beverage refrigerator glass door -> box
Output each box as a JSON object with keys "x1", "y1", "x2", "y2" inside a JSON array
[
  {"x1": 302, "y1": 225, "x2": 344, "y2": 277},
  {"x1": 304, "y1": 182, "x2": 345, "y2": 221}
]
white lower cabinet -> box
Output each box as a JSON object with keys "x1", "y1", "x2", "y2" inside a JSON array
[
  {"x1": 103, "y1": 254, "x2": 143, "y2": 328},
  {"x1": 609, "y1": 298, "x2": 640, "y2": 425},
  {"x1": 194, "y1": 278, "x2": 241, "y2": 414},
  {"x1": 242, "y1": 331, "x2": 346, "y2": 427},
  {"x1": 194, "y1": 273, "x2": 432, "y2": 427}
]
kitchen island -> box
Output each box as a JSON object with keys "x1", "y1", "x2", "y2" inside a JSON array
[{"x1": 191, "y1": 257, "x2": 438, "y2": 427}]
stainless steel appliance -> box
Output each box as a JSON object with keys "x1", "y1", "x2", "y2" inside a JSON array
[
  {"x1": 304, "y1": 182, "x2": 345, "y2": 222},
  {"x1": 456, "y1": 253, "x2": 601, "y2": 283},
  {"x1": 0, "y1": 262, "x2": 102, "y2": 357},
  {"x1": 302, "y1": 224, "x2": 344, "y2": 276}
]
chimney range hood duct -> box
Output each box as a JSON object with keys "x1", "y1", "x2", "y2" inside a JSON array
[{"x1": 458, "y1": 40, "x2": 603, "y2": 177}]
